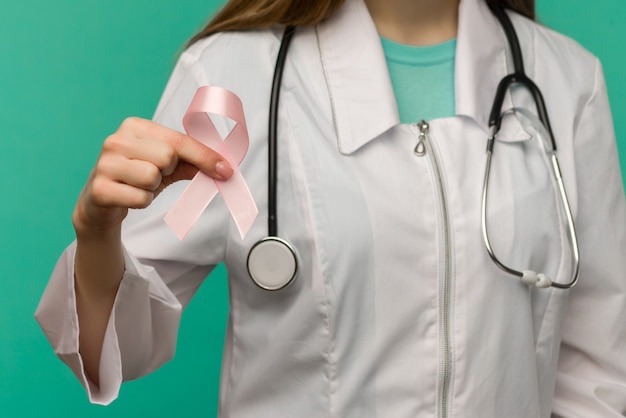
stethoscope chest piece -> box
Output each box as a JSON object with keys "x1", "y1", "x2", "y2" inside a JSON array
[{"x1": 247, "y1": 237, "x2": 298, "y2": 291}]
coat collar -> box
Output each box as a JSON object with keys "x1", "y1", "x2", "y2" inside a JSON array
[{"x1": 316, "y1": 0, "x2": 534, "y2": 154}]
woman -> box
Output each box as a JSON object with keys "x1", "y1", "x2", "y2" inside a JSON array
[{"x1": 36, "y1": 0, "x2": 626, "y2": 416}]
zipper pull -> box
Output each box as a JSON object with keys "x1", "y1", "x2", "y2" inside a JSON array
[{"x1": 414, "y1": 120, "x2": 429, "y2": 156}]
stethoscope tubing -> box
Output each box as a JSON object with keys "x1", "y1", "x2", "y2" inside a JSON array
[
  {"x1": 268, "y1": 25, "x2": 296, "y2": 236},
  {"x1": 246, "y1": 25, "x2": 298, "y2": 291}
]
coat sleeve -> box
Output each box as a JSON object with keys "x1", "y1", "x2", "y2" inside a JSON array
[
  {"x1": 34, "y1": 46, "x2": 229, "y2": 405},
  {"x1": 551, "y1": 59, "x2": 626, "y2": 417}
]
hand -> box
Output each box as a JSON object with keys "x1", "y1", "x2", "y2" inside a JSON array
[{"x1": 72, "y1": 117, "x2": 233, "y2": 237}]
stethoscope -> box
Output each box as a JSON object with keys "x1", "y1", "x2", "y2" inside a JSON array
[
  {"x1": 247, "y1": 5, "x2": 580, "y2": 291},
  {"x1": 482, "y1": 4, "x2": 579, "y2": 289},
  {"x1": 246, "y1": 25, "x2": 298, "y2": 291}
]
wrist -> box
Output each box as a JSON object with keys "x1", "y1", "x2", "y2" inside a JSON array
[
  {"x1": 74, "y1": 224, "x2": 124, "y2": 297},
  {"x1": 72, "y1": 199, "x2": 125, "y2": 241}
]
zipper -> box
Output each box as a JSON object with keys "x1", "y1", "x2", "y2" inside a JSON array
[
  {"x1": 414, "y1": 125, "x2": 427, "y2": 156},
  {"x1": 416, "y1": 120, "x2": 453, "y2": 418}
]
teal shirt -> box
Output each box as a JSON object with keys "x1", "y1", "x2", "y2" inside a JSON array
[{"x1": 381, "y1": 37, "x2": 456, "y2": 124}]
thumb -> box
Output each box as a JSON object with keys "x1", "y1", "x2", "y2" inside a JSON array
[
  {"x1": 156, "y1": 159, "x2": 234, "y2": 197},
  {"x1": 154, "y1": 161, "x2": 199, "y2": 196}
]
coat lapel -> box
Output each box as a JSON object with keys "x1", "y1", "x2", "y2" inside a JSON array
[{"x1": 316, "y1": 0, "x2": 534, "y2": 155}]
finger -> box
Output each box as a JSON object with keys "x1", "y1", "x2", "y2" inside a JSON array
[
  {"x1": 105, "y1": 121, "x2": 178, "y2": 176},
  {"x1": 162, "y1": 129, "x2": 235, "y2": 179},
  {"x1": 97, "y1": 155, "x2": 163, "y2": 191},
  {"x1": 90, "y1": 176, "x2": 155, "y2": 209},
  {"x1": 119, "y1": 117, "x2": 234, "y2": 180}
]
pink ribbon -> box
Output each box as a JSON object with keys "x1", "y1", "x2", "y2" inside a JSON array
[{"x1": 164, "y1": 86, "x2": 258, "y2": 240}]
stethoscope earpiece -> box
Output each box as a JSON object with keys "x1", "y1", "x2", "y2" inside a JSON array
[
  {"x1": 247, "y1": 237, "x2": 298, "y2": 291},
  {"x1": 521, "y1": 271, "x2": 552, "y2": 289}
]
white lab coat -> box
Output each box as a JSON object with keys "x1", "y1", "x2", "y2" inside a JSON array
[{"x1": 36, "y1": 0, "x2": 626, "y2": 416}]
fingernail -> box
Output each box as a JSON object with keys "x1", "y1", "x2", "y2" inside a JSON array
[{"x1": 215, "y1": 161, "x2": 233, "y2": 179}]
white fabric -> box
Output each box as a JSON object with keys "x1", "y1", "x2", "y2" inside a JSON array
[{"x1": 36, "y1": 0, "x2": 626, "y2": 416}]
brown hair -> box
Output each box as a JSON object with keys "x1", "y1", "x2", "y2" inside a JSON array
[{"x1": 190, "y1": 0, "x2": 534, "y2": 44}]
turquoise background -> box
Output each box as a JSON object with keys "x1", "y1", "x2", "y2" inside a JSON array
[{"x1": 1, "y1": 1, "x2": 624, "y2": 417}]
